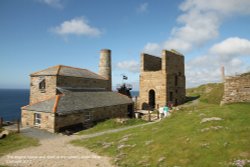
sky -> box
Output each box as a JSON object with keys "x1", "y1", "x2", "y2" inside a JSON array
[{"x1": 1, "y1": 0, "x2": 250, "y2": 90}]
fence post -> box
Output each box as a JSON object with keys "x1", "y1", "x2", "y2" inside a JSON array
[
  {"x1": 0, "y1": 117, "x2": 3, "y2": 128},
  {"x1": 148, "y1": 110, "x2": 151, "y2": 122},
  {"x1": 157, "y1": 104, "x2": 159, "y2": 119},
  {"x1": 17, "y1": 119, "x2": 20, "y2": 133}
]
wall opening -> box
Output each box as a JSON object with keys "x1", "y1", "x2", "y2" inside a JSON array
[
  {"x1": 148, "y1": 89, "x2": 155, "y2": 109},
  {"x1": 175, "y1": 75, "x2": 178, "y2": 86},
  {"x1": 39, "y1": 79, "x2": 46, "y2": 93},
  {"x1": 169, "y1": 91, "x2": 173, "y2": 102}
]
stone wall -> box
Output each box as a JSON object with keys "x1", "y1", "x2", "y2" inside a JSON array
[
  {"x1": 55, "y1": 104, "x2": 129, "y2": 131},
  {"x1": 57, "y1": 76, "x2": 109, "y2": 90},
  {"x1": 30, "y1": 76, "x2": 57, "y2": 104},
  {"x1": 141, "y1": 53, "x2": 162, "y2": 71},
  {"x1": 22, "y1": 104, "x2": 129, "y2": 133},
  {"x1": 138, "y1": 71, "x2": 167, "y2": 109},
  {"x1": 21, "y1": 110, "x2": 55, "y2": 133},
  {"x1": 138, "y1": 50, "x2": 186, "y2": 109},
  {"x1": 221, "y1": 74, "x2": 250, "y2": 104}
]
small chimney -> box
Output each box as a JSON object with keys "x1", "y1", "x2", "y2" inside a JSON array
[{"x1": 221, "y1": 66, "x2": 225, "y2": 82}]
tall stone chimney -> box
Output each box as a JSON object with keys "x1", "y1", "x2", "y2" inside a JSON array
[
  {"x1": 99, "y1": 49, "x2": 112, "y2": 91},
  {"x1": 221, "y1": 66, "x2": 225, "y2": 82}
]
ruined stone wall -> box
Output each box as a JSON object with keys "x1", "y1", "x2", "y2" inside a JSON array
[
  {"x1": 141, "y1": 53, "x2": 162, "y2": 71},
  {"x1": 30, "y1": 76, "x2": 57, "y2": 104},
  {"x1": 21, "y1": 110, "x2": 55, "y2": 133},
  {"x1": 138, "y1": 71, "x2": 167, "y2": 109},
  {"x1": 164, "y1": 50, "x2": 186, "y2": 104},
  {"x1": 138, "y1": 50, "x2": 186, "y2": 109},
  {"x1": 221, "y1": 75, "x2": 250, "y2": 104},
  {"x1": 57, "y1": 76, "x2": 109, "y2": 90}
]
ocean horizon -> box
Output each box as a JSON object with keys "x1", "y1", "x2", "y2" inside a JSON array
[{"x1": 0, "y1": 89, "x2": 139, "y2": 121}]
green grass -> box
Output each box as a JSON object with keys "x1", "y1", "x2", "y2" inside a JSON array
[
  {"x1": 0, "y1": 133, "x2": 39, "y2": 157},
  {"x1": 78, "y1": 118, "x2": 147, "y2": 135},
  {"x1": 71, "y1": 83, "x2": 249, "y2": 166},
  {"x1": 71, "y1": 103, "x2": 250, "y2": 167},
  {"x1": 187, "y1": 83, "x2": 224, "y2": 104}
]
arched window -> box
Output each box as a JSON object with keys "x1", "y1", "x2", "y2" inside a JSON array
[{"x1": 148, "y1": 89, "x2": 155, "y2": 109}]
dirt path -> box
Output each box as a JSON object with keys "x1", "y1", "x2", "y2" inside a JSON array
[
  {"x1": 0, "y1": 121, "x2": 157, "y2": 167},
  {"x1": 0, "y1": 134, "x2": 113, "y2": 167}
]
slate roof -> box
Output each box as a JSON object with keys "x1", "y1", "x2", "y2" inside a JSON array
[
  {"x1": 30, "y1": 65, "x2": 105, "y2": 80},
  {"x1": 22, "y1": 91, "x2": 133, "y2": 115}
]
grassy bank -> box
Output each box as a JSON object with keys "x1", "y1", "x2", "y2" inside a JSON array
[
  {"x1": 78, "y1": 118, "x2": 147, "y2": 135},
  {"x1": 0, "y1": 133, "x2": 39, "y2": 157},
  {"x1": 72, "y1": 102, "x2": 250, "y2": 166},
  {"x1": 71, "y1": 83, "x2": 250, "y2": 166}
]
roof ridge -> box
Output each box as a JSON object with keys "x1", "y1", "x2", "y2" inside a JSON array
[
  {"x1": 60, "y1": 65, "x2": 87, "y2": 71},
  {"x1": 31, "y1": 65, "x2": 60, "y2": 76}
]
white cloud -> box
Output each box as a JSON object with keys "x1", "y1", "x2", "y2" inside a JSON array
[
  {"x1": 186, "y1": 37, "x2": 250, "y2": 87},
  {"x1": 116, "y1": 60, "x2": 140, "y2": 73},
  {"x1": 50, "y1": 17, "x2": 102, "y2": 37},
  {"x1": 37, "y1": 0, "x2": 64, "y2": 8},
  {"x1": 210, "y1": 37, "x2": 250, "y2": 60},
  {"x1": 137, "y1": 3, "x2": 148, "y2": 13},
  {"x1": 143, "y1": 43, "x2": 161, "y2": 55},
  {"x1": 144, "y1": 0, "x2": 250, "y2": 54}
]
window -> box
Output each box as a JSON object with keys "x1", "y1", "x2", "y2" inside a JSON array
[
  {"x1": 175, "y1": 75, "x2": 178, "y2": 86},
  {"x1": 39, "y1": 79, "x2": 46, "y2": 93},
  {"x1": 34, "y1": 113, "x2": 41, "y2": 125},
  {"x1": 169, "y1": 92, "x2": 173, "y2": 102}
]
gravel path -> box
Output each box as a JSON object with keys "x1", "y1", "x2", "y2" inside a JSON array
[{"x1": 0, "y1": 121, "x2": 158, "y2": 167}]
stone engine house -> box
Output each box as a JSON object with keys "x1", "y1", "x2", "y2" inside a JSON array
[
  {"x1": 21, "y1": 49, "x2": 133, "y2": 133},
  {"x1": 138, "y1": 50, "x2": 186, "y2": 109},
  {"x1": 221, "y1": 72, "x2": 250, "y2": 104}
]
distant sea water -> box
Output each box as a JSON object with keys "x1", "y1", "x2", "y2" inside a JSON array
[
  {"x1": 0, "y1": 89, "x2": 139, "y2": 121},
  {"x1": 0, "y1": 89, "x2": 29, "y2": 121}
]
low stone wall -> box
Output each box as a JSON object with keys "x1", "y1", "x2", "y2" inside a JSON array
[{"x1": 221, "y1": 74, "x2": 250, "y2": 104}]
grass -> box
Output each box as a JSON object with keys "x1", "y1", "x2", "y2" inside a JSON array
[
  {"x1": 71, "y1": 83, "x2": 250, "y2": 167},
  {"x1": 78, "y1": 118, "x2": 147, "y2": 135},
  {"x1": 0, "y1": 133, "x2": 39, "y2": 157},
  {"x1": 187, "y1": 83, "x2": 224, "y2": 104}
]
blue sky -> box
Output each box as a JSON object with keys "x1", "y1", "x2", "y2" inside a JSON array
[{"x1": 1, "y1": 0, "x2": 250, "y2": 90}]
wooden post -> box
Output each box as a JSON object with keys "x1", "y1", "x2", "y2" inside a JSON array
[
  {"x1": 157, "y1": 104, "x2": 159, "y2": 119},
  {"x1": 0, "y1": 117, "x2": 3, "y2": 128},
  {"x1": 148, "y1": 110, "x2": 151, "y2": 122},
  {"x1": 17, "y1": 119, "x2": 20, "y2": 133}
]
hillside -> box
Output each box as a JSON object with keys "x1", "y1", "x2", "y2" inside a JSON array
[
  {"x1": 186, "y1": 83, "x2": 224, "y2": 104},
  {"x1": 72, "y1": 83, "x2": 250, "y2": 167}
]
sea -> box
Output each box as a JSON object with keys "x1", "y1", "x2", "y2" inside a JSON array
[{"x1": 0, "y1": 89, "x2": 139, "y2": 121}]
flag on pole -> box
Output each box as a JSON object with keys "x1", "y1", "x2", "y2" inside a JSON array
[{"x1": 123, "y1": 75, "x2": 128, "y2": 80}]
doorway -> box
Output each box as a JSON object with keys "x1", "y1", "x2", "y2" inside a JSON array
[{"x1": 148, "y1": 89, "x2": 155, "y2": 109}]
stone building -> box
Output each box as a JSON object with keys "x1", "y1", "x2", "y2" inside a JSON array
[
  {"x1": 21, "y1": 49, "x2": 133, "y2": 133},
  {"x1": 221, "y1": 72, "x2": 250, "y2": 104},
  {"x1": 138, "y1": 50, "x2": 186, "y2": 109}
]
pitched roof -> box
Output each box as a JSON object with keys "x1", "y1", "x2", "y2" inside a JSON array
[
  {"x1": 30, "y1": 65, "x2": 105, "y2": 80},
  {"x1": 22, "y1": 91, "x2": 133, "y2": 115}
]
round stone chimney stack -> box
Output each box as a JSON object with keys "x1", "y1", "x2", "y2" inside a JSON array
[{"x1": 99, "y1": 49, "x2": 112, "y2": 91}]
